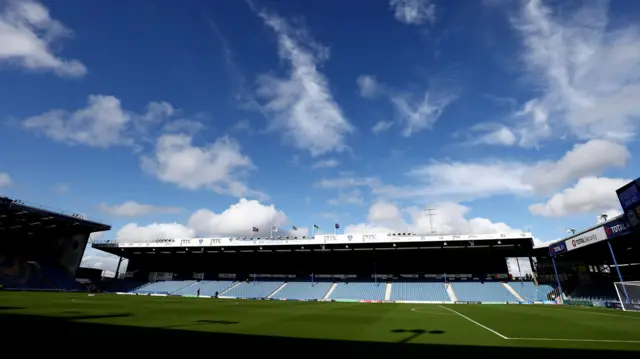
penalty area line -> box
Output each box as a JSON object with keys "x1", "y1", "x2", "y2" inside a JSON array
[
  {"x1": 509, "y1": 337, "x2": 640, "y2": 344},
  {"x1": 438, "y1": 305, "x2": 509, "y2": 340}
]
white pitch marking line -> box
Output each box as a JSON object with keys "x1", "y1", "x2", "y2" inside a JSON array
[
  {"x1": 537, "y1": 305, "x2": 640, "y2": 320},
  {"x1": 438, "y1": 305, "x2": 509, "y2": 340},
  {"x1": 410, "y1": 307, "x2": 454, "y2": 315},
  {"x1": 509, "y1": 337, "x2": 640, "y2": 344}
]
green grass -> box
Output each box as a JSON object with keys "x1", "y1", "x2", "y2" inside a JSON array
[{"x1": 1, "y1": 292, "x2": 640, "y2": 354}]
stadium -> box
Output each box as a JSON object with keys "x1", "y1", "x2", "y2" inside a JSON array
[{"x1": 1, "y1": 179, "x2": 640, "y2": 354}]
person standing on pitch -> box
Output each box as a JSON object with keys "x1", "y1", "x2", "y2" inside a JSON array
[{"x1": 197, "y1": 288, "x2": 200, "y2": 297}]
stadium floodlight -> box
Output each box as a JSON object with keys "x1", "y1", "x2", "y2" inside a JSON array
[{"x1": 614, "y1": 281, "x2": 640, "y2": 311}]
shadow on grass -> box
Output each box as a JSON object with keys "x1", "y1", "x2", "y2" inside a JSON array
[
  {"x1": 64, "y1": 313, "x2": 133, "y2": 320},
  {"x1": 391, "y1": 328, "x2": 445, "y2": 343},
  {"x1": 0, "y1": 312, "x2": 636, "y2": 355},
  {"x1": 162, "y1": 319, "x2": 240, "y2": 329},
  {"x1": 0, "y1": 306, "x2": 24, "y2": 310}
]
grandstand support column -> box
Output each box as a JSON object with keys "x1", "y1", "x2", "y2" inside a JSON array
[
  {"x1": 529, "y1": 257, "x2": 539, "y2": 285},
  {"x1": 551, "y1": 256, "x2": 564, "y2": 301},
  {"x1": 115, "y1": 256, "x2": 124, "y2": 279},
  {"x1": 607, "y1": 240, "x2": 631, "y2": 303}
]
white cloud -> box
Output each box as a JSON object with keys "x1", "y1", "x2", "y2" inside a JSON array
[
  {"x1": 141, "y1": 134, "x2": 264, "y2": 199},
  {"x1": 357, "y1": 74, "x2": 456, "y2": 137},
  {"x1": 391, "y1": 90, "x2": 456, "y2": 137},
  {"x1": 529, "y1": 177, "x2": 629, "y2": 217},
  {"x1": 344, "y1": 223, "x2": 395, "y2": 235},
  {"x1": 468, "y1": 123, "x2": 517, "y2": 146},
  {"x1": 89, "y1": 231, "x2": 105, "y2": 242},
  {"x1": 367, "y1": 202, "x2": 401, "y2": 223},
  {"x1": 97, "y1": 201, "x2": 182, "y2": 218},
  {"x1": 312, "y1": 159, "x2": 340, "y2": 169},
  {"x1": 345, "y1": 202, "x2": 520, "y2": 235},
  {"x1": 80, "y1": 246, "x2": 126, "y2": 273},
  {"x1": 81, "y1": 232, "x2": 126, "y2": 273},
  {"x1": 113, "y1": 198, "x2": 308, "y2": 241},
  {"x1": 255, "y1": 11, "x2": 354, "y2": 156},
  {"x1": 21, "y1": 96, "x2": 261, "y2": 198},
  {"x1": 372, "y1": 121, "x2": 393, "y2": 134},
  {"x1": 317, "y1": 139, "x2": 630, "y2": 208},
  {"x1": 491, "y1": 0, "x2": 640, "y2": 147},
  {"x1": 412, "y1": 202, "x2": 518, "y2": 235},
  {"x1": 523, "y1": 139, "x2": 630, "y2": 195},
  {"x1": 374, "y1": 160, "x2": 532, "y2": 202},
  {"x1": 22, "y1": 95, "x2": 177, "y2": 148},
  {"x1": 188, "y1": 198, "x2": 303, "y2": 237},
  {"x1": 23, "y1": 95, "x2": 131, "y2": 148},
  {"x1": 389, "y1": 0, "x2": 436, "y2": 26},
  {"x1": 356, "y1": 75, "x2": 380, "y2": 98},
  {"x1": 0, "y1": 0, "x2": 86, "y2": 76},
  {"x1": 116, "y1": 222, "x2": 195, "y2": 242},
  {"x1": 0, "y1": 172, "x2": 12, "y2": 187}
]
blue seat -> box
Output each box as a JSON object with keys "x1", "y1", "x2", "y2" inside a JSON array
[
  {"x1": 509, "y1": 282, "x2": 554, "y2": 301},
  {"x1": 390, "y1": 282, "x2": 450, "y2": 301},
  {"x1": 271, "y1": 281, "x2": 333, "y2": 300},
  {"x1": 174, "y1": 281, "x2": 236, "y2": 296},
  {"x1": 329, "y1": 282, "x2": 385, "y2": 301},
  {"x1": 223, "y1": 281, "x2": 283, "y2": 298},
  {"x1": 451, "y1": 282, "x2": 518, "y2": 302},
  {"x1": 133, "y1": 280, "x2": 196, "y2": 294}
]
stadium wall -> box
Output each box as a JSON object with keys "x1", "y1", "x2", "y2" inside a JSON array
[{"x1": 56, "y1": 232, "x2": 90, "y2": 276}]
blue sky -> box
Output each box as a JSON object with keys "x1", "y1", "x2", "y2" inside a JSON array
[{"x1": 1, "y1": 0, "x2": 639, "y2": 272}]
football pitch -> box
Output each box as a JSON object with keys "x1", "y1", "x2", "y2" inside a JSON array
[{"x1": 1, "y1": 292, "x2": 640, "y2": 354}]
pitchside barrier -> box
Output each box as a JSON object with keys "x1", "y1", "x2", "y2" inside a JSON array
[
  {"x1": 564, "y1": 300, "x2": 594, "y2": 307},
  {"x1": 614, "y1": 281, "x2": 640, "y2": 311}
]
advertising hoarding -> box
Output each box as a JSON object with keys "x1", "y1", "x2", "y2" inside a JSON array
[{"x1": 565, "y1": 227, "x2": 607, "y2": 252}]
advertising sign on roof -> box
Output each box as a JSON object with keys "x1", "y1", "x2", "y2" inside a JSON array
[
  {"x1": 604, "y1": 218, "x2": 631, "y2": 240},
  {"x1": 617, "y1": 178, "x2": 640, "y2": 231},
  {"x1": 549, "y1": 241, "x2": 567, "y2": 256},
  {"x1": 565, "y1": 227, "x2": 607, "y2": 252}
]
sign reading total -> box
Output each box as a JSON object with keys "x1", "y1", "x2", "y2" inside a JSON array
[
  {"x1": 549, "y1": 241, "x2": 567, "y2": 256},
  {"x1": 604, "y1": 218, "x2": 631, "y2": 239},
  {"x1": 565, "y1": 227, "x2": 607, "y2": 252}
]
